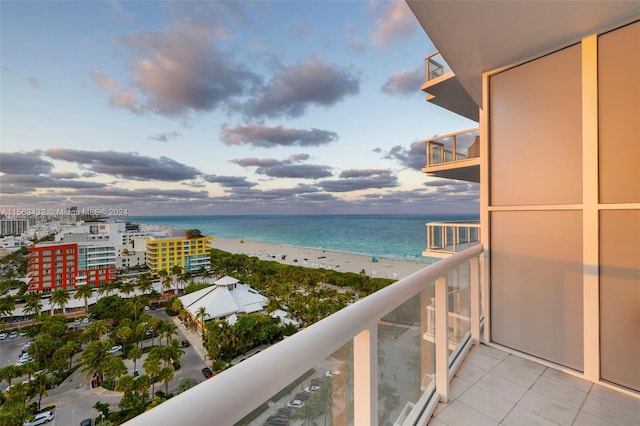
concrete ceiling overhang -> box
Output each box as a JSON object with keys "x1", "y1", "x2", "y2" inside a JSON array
[{"x1": 407, "y1": 1, "x2": 640, "y2": 107}]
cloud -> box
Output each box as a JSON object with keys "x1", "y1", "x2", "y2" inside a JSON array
[
  {"x1": 44, "y1": 148, "x2": 200, "y2": 181},
  {"x1": 381, "y1": 67, "x2": 423, "y2": 95},
  {"x1": 346, "y1": 25, "x2": 366, "y2": 52},
  {"x1": 27, "y1": 77, "x2": 41, "y2": 89},
  {"x1": 94, "y1": 20, "x2": 260, "y2": 116},
  {"x1": 149, "y1": 131, "x2": 181, "y2": 142},
  {"x1": 203, "y1": 174, "x2": 257, "y2": 188},
  {"x1": 50, "y1": 171, "x2": 80, "y2": 179},
  {"x1": 220, "y1": 124, "x2": 338, "y2": 148},
  {"x1": 0, "y1": 152, "x2": 53, "y2": 175},
  {"x1": 92, "y1": 71, "x2": 142, "y2": 114},
  {"x1": 370, "y1": 0, "x2": 417, "y2": 47},
  {"x1": 245, "y1": 59, "x2": 360, "y2": 119},
  {"x1": 0, "y1": 174, "x2": 107, "y2": 194},
  {"x1": 380, "y1": 141, "x2": 425, "y2": 171},
  {"x1": 318, "y1": 169, "x2": 398, "y2": 192},
  {"x1": 231, "y1": 154, "x2": 333, "y2": 179}
]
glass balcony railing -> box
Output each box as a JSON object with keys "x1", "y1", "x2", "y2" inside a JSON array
[
  {"x1": 424, "y1": 221, "x2": 480, "y2": 256},
  {"x1": 426, "y1": 128, "x2": 480, "y2": 168},
  {"x1": 425, "y1": 52, "x2": 452, "y2": 82},
  {"x1": 125, "y1": 244, "x2": 484, "y2": 426}
]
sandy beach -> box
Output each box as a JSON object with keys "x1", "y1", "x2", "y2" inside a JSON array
[{"x1": 212, "y1": 237, "x2": 431, "y2": 280}]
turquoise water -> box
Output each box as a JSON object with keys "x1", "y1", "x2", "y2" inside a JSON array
[{"x1": 127, "y1": 214, "x2": 478, "y2": 262}]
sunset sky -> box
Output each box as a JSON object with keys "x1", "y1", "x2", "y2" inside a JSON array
[{"x1": 1, "y1": 0, "x2": 478, "y2": 216}]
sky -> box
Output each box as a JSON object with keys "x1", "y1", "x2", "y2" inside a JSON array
[{"x1": 0, "y1": 0, "x2": 478, "y2": 216}]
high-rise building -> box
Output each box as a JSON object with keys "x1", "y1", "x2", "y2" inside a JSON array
[
  {"x1": 145, "y1": 234, "x2": 213, "y2": 276},
  {"x1": 27, "y1": 241, "x2": 116, "y2": 292}
]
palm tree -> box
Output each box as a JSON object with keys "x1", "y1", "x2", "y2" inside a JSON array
[
  {"x1": 158, "y1": 366, "x2": 174, "y2": 395},
  {"x1": 113, "y1": 326, "x2": 132, "y2": 357},
  {"x1": 143, "y1": 353, "x2": 162, "y2": 395},
  {"x1": 50, "y1": 289, "x2": 70, "y2": 316},
  {"x1": 129, "y1": 295, "x2": 148, "y2": 321},
  {"x1": 171, "y1": 264, "x2": 183, "y2": 295},
  {"x1": 79, "y1": 339, "x2": 113, "y2": 386},
  {"x1": 128, "y1": 347, "x2": 143, "y2": 372},
  {"x1": 23, "y1": 292, "x2": 42, "y2": 318},
  {"x1": 160, "y1": 321, "x2": 178, "y2": 346},
  {"x1": 136, "y1": 274, "x2": 153, "y2": 295},
  {"x1": 120, "y1": 281, "x2": 136, "y2": 299},
  {"x1": 74, "y1": 284, "x2": 94, "y2": 315},
  {"x1": 0, "y1": 294, "x2": 15, "y2": 320},
  {"x1": 31, "y1": 372, "x2": 50, "y2": 410},
  {"x1": 0, "y1": 364, "x2": 22, "y2": 387},
  {"x1": 55, "y1": 340, "x2": 81, "y2": 369},
  {"x1": 196, "y1": 306, "x2": 208, "y2": 340},
  {"x1": 158, "y1": 270, "x2": 170, "y2": 296},
  {"x1": 82, "y1": 319, "x2": 111, "y2": 342}
]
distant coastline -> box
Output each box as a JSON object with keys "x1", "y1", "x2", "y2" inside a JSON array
[{"x1": 127, "y1": 214, "x2": 479, "y2": 262}]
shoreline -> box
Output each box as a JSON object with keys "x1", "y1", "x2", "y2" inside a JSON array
[{"x1": 211, "y1": 237, "x2": 432, "y2": 280}]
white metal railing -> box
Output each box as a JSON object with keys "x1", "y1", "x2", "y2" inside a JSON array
[
  {"x1": 126, "y1": 244, "x2": 483, "y2": 426},
  {"x1": 424, "y1": 222, "x2": 480, "y2": 258}
]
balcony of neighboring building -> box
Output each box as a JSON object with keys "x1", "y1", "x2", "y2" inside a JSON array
[
  {"x1": 423, "y1": 221, "x2": 480, "y2": 259},
  {"x1": 422, "y1": 52, "x2": 479, "y2": 122},
  {"x1": 423, "y1": 128, "x2": 480, "y2": 182}
]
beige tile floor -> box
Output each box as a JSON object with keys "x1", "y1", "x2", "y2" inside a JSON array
[{"x1": 429, "y1": 344, "x2": 640, "y2": 426}]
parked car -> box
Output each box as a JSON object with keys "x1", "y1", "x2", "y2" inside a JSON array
[
  {"x1": 80, "y1": 419, "x2": 93, "y2": 426},
  {"x1": 201, "y1": 367, "x2": 214, "y2": 379},
  {"x1": 107, "y1": 345, "x2": 122, "y2": 354},
  {"x1": 180, "y1": 340, "x2": 190, "y2": 347},
  {"x1": 9, "y1": 331, "x2": 18, "y2": 339},
  {"x1": 23, "y1": 410, "x2": 54, "y2": 426},
  {"x1": 287, "y1": 399, "x2": 304, "y2": 408},
  {"x1": 82, "y1": 318, "x2": 89, "y2": 324},
  {"x1": 133, "y1": 370, "x2": 140, "y2": 378},
  {"x1": 0, "y1": 332, "x2": 7, "y2": 340},
  {"x1": 304, "y1": 385, "x2": 320, "y2": 392},
  {"x1": 325, "y1": 370, "x2": 340, "y2": 377}
]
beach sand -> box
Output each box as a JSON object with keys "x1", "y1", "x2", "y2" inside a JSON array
[{"x1": 212, "y1": 237, "x2": 431, "y2": 280}]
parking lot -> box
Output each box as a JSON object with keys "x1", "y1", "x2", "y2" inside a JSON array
[{"x1": 1, "y1": 308, "x2": 212, "y2": 425}]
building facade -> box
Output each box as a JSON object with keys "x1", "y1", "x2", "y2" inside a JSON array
[
  {"x1": 0, "y1": 219, "x2": 30, "y2": 236},
  {"x1": 409, "y1": 2, "x2": 639, "y2": 394},
  {"x1": 145, "y1": 235, "x2": 213, "y2": 276},
  {"x1": 27, "y1": 241, "x2": 116, "y2": 292}
]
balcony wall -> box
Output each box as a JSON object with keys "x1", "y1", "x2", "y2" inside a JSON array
[{"x1": 125, "y1": 245, "x2": 484, "y2": 426}]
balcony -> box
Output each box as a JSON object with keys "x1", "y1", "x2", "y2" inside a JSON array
[
  {"x1": 126, "y1": 245, "x2": 484, "y2": 426},
  {"x1": 421, "y1": 52, "x2": 478, "y2": 122},
  {"x1": 423, "y1": 221, "x2": 480, "y2": 259},
  {"x1": 423, "y1": 128, "x2": 480, "y2": 182}
]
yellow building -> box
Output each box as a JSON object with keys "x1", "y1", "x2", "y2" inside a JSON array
[{"x1": 145, "y1": 235, "x2": 212, "y2": 275}]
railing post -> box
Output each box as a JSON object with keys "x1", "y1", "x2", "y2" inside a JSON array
[
  {"x1": 470, "y1": 256, "x2": 480, "y2": 343},
  {"x1": 354, "y1": 324, "x2": 378, "y2": 426},
  {"x1": 435, "y1": 275, "x2": 449, "y2": 403}
]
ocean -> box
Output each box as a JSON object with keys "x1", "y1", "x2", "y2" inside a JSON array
[{"x1": 127, "y1": 214, "x2": 478, "y2": 263}]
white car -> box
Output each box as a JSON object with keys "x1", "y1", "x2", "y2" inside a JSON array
[
  {"x1": 304, "y1": 385, "x2": 320, "y2": 392},
  {"x1": 107, "y1": 345, "x2": 122, "y2": 354},
  {"x1": 9, "y1": 331, "x2": 18, "y2": 339},
  {"x1": 287, "y1": 399, "x2": 305, "y2": 408},
  {"x1": 0, "y1": 332, "x2": 7, "y2": 340},
  {"x1": 325, "y1": 370, "x2": 340, "y2": 377},
  {"x1": 82, "y1": 318, "x2": 90, "y2": 324},
  {"x1": 23, "y1": 410, "x2": 54, "y2": 426}
]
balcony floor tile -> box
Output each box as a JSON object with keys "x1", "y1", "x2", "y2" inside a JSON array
[{"x1": 430, "y1": 344, "x2": 640, "y2": 426}]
